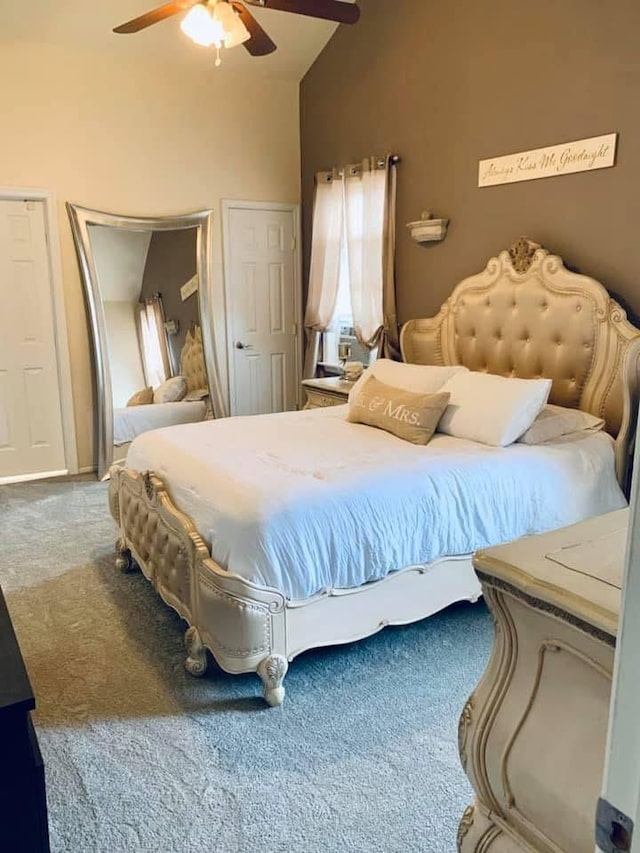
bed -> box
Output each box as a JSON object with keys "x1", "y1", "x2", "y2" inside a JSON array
[
  {"x1": 108, "y1": 238, "x2": 640, "y2": 705},
  {"x1": 112, "y1": 325, "x2": 209, "y2": 459}
]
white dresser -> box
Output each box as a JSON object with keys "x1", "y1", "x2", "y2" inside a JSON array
[{"x1": 458, "y1": 509, "x2": 627, "y2": 852}]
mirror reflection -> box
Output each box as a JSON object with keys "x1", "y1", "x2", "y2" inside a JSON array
[
  {"x1": 89, "y1": 224, "x2": 210, "y2": 460},
  {"x1": 67, "y1": 205, "x2": 221, "y2": 479}
]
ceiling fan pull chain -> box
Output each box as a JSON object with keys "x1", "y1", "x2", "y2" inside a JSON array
[{"x1": 215, "y1": 45, "x2": 222, "y2": 67}]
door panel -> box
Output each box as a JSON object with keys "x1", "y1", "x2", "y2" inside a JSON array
[
  {"x1": 0, "y1": 200, "x2": 66, "y2": 478},
  {"x1": 270, "y1": 352, "x2": 285, "y2": 412},
  {"x1": 227, "y1": 207, "x2": 298, "y2": 417}
]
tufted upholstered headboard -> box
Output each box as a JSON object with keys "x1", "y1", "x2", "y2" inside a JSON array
[
  {"x1": 400, "y1": 237, "x2": 640, "y2": 489},
  {"x1": 179, "y1": 325, "x2": 208, "y2": 393}
]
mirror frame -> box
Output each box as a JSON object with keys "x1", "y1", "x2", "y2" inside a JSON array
[{"x1": 66, "y1": 203, "x2": 225, "y2": 479}]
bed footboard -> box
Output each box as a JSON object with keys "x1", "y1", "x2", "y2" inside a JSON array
[
  {"x1": 108, "y1": 466, "x2": 481, "y2": 705},
  {"x1": 109, "y1": 468, "x2": 206, "y2": 624},
  {"x1": 108, "y1": 467, "x2": 290, "y2": 703}
]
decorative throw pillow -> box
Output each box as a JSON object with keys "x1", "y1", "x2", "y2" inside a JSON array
[
  {"x1": 347, "y1": 375, "x2": 450, "y2": 445},
  {"x1": 153, "y1": 375, "x2": 188, "y2": 404},
  {"x1": 126, "y1": 387, "x2": 153, "y2": 407},
  {"x1": 517, "y1": 404, "x2": 605, "y2": 445},
  {"x1": 437, "y1": 371, "x2": 552, "y2": 447},
  {"x1": 348, "y1": 358, "x2": 468, "y2": 402}
]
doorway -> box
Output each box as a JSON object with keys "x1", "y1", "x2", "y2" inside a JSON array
[
  {"x1": 0, "y1": 190, "x2": 76, "y2": 484},
  {"x1": 222, "y1": 201, "x2": 301, "y2": 416}
]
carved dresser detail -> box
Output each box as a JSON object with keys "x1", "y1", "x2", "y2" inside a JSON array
[{"x1": 458, "y1": 509, "x2": 626, "y2": 852}]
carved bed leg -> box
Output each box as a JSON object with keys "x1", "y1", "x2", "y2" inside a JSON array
[
  {"x1": 257, "y1": 654, "x2": 288, "y2": 707},
  {"x1": 115, "y1": 537, "x2": 134, "y2": 573},
  {"x1": 184, "y1": 626, "x2": 208, "y2": 677}
]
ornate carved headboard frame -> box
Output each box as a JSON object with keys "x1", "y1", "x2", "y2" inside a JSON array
[{"x1": 400, "y1": 238, "x2": 640, "y2": 489}]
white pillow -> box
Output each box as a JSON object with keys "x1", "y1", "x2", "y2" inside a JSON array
[
  {"x1": 517, "y1": 404, "x2": 605, "y2": 445},
  {"x1": 438, "y1": 371, "x2": 552, "y2": 447},
  {"x1": 153, "y1": 375, "x2": 187, "y2": 404},
  {"x1": 348, "y1": 359, "x2": 468, "y2": 401}
]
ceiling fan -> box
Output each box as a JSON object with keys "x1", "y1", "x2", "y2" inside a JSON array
[{"x1": 113, "y1": 0, "x2": 360, "y2": 65}]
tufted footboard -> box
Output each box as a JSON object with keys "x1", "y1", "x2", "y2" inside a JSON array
[{"x1": 108, "y1": 467, "x2": 289, "y2": 704}]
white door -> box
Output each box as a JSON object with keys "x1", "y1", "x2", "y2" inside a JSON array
[
  {"x1": 225, "y1": 206, "x2": 299, "y2": 416},
  {"x1": 0, "y1": 199, "x2": 67, "y2": 481},
  {"x1": 598, "y1": 419, "x2": 640, "y2": 852}
]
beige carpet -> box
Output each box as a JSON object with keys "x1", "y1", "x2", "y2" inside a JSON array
[{"x1": 1, "y1": 476, "x2": 492, "y2": 852}]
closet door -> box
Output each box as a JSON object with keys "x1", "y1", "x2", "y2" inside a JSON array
[
  {"x1": 224, "y1": 204, "x2": 300, "y2": 417},
  {"x1": 0, "y1": 199, "x2": 66, "y2": 481}
]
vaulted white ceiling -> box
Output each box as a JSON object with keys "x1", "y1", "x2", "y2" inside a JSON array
[{"x1": 0, "y1": 1, "x2": 350, "y2": 80}]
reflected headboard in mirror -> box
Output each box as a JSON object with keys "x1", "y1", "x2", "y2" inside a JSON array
[
  {"x1": 180, "y1": 325, "x2": 208, "y2": 394},
  {"x1": 400, "y1": 237, "x2": 640, "y2": 490},
  {"x1": 67, "y1": 204, "x2": 227, "y2": 479}
]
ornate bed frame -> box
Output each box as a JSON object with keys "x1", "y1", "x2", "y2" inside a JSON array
[{"x1": 108, "y1": 238, "x2": 640, "y2": 705}]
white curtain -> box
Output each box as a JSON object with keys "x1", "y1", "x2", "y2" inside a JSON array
[
  {"x1": 136, "y1": 295, "x2": 171, "y2": 389},
  {"x1": 303, "y1": 155, "x2": 399, "y2": 378},
  {"x1": 344, "y1": 156, "x2": 399, "y2": 357},
  {"x1": 303, "y1": 170, "x2": 344, "y2": 378}
]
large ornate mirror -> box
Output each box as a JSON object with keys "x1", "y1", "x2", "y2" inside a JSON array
[{"x1": 67, "y1": 205, "x2": 226, "y2": 479}]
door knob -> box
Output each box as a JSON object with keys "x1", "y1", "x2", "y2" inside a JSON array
[{"x1": 235, "y1": 341, "x2": 254, "y2": 350}]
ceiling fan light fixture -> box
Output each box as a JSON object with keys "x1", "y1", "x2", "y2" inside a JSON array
[
  {"x1": 114, "y1": 0, "x2": 360, "y2": 62},
  {"x1": 180, "y1": 4, "x2": 225, "y2": 48},
  {"x1": 214, "y1": 2, "x2": 251, "y2": 48}
]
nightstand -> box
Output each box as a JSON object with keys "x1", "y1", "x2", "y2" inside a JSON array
[{"x1": 301, "y1": 377, "x2": 353, "y2": 409}]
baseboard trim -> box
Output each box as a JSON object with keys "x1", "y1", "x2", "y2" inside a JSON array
[{"x1": 0, "y1": 469, "x2": 68, "y2": 486}]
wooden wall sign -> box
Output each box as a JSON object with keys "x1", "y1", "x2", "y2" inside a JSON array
[{"x1": 478, "y1": 133, "x2": 617, "y2": 187}]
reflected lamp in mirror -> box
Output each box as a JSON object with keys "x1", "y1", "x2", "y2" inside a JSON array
[
  {"x1": 66, "y1": 204, "x2": 226, "y2": 479},
  {"x1": 407, "y1": 211, "x2": 449, "y2": 243}
]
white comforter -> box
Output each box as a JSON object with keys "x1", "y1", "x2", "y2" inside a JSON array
[
  {"x1": 113, "y1": 401, "x2": 207, "y2": 446},
  {"x1": 126, "y1": 405, "x2": 626, "y2": 600}
]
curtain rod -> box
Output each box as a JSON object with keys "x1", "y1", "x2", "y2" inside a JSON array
[
  {"x1": 374, "y1": 155, "x2": 400, "y2": 168},
  {"x1": 320, "y1": 155, "x2": 400, "y2": 182}
]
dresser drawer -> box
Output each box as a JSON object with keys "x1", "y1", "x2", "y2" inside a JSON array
[
  {"x1": 303, "y1": 391, "x2": 347, "y2": 409},
  {"x1": 301, "y1": 378, "x2": 352, "y2": 410}
]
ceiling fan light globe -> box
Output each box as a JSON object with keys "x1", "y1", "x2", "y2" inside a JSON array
[
  {"x1": 223, "y1": 23, "x2": 250, "y2": 48},
  {"x1": 214, "y1": 2, "x2": 251, "y2": 48},
  {"x1": 180, "y1": 4, "x2": 225, "y2": 47}
]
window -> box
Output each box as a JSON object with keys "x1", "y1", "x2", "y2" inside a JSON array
[
  {"x1": 319, "y1": 208, "x2": 374, "y2": 372},
  {"x1": 304, "y1": 156, "x2": 397, "y2": 379}
]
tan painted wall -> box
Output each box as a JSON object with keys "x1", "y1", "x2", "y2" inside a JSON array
[
  {"x1": 300, "y1": 0, "x2": 640, "y2": 327},
  {"x1": 0, "y1": 39, "x2": 300, "y2": 470}
]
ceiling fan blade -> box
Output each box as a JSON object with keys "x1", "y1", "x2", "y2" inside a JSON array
[
  {"x1": 231, "y1": 3, "x2": 277, "y2": 55},
  {"x1": 243, "y1": 0, "x2": 360, "y2": 25},
  {"x1": 113, "y1": 0, "x2": 200, "y2": 34}
]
